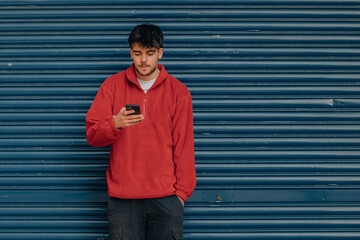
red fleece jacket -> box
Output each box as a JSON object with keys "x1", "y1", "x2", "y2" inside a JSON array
[{"x1": 86, "y1": 64, "x2": 196, "y2": 201}]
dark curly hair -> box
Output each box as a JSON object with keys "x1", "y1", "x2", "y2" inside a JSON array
[{"x1": 128, "y1": 24, "x2": 164, "y2": 49}]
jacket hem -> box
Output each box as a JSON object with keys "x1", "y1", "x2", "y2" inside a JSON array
[{"x1": 108, "y1": 191, "x2": 176, "y2": 200}]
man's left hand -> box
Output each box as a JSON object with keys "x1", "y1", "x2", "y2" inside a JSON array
[{"x1": 177, "y1": 196, "x2": 184, "y2": 206}]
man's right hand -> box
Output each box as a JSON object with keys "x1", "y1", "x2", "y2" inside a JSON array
[{"x1": 113, "y1": 107, "x2": 144, "y2": 129}]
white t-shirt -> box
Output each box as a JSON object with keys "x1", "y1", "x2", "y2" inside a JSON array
[{"x1": 137, "y1": 77, "x2": 157, "y2": 93}]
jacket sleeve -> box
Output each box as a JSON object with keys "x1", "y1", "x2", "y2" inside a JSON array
[
  {"x1": 172, "y1": 93, "x2": 197, "y2": 202},
  {"x1": 86, "y1": 81, "x2": 121, "y2": 147}
]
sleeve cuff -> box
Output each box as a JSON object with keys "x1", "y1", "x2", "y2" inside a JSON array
[
  {"x1": 110, "y1": 115, "x2": 122, "y2": 135},
  {"x1": 175, "y1": 190, "x2": 189, "y2": 202}
]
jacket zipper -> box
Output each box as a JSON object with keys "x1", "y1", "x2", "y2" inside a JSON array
[{"x1": 143, "y1": 93, "x2": 147, "y2": 117}]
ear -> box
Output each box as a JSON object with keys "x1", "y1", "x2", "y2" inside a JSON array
[
  {"x1": 158, "y1": 48, "x2": 164, "y2": 60},
  {"x1": 129, "y1": 48, "x2": 134, "y2": 60}
]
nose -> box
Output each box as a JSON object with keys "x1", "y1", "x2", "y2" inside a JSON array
[{"x1": 141, "y1": 54, "x2": 147, "y2": 63}]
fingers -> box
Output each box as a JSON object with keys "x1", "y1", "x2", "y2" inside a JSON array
[
  {"x1": 124, "y1": 110, "x2": 135, "y2": 116},
  {"x1": 119, "y1": 107, "x2": 137, "y2": 116},
  {"x1": 115, "y1": 106, "x2": 143, "y2": 128},
  {"x1": 119, "y1": 107, "x2": 126, "y2": 115},
  {"x1": 121, "y1": 113, "x2": 143, "y2": 120},
  {"x1": 117, "y1": 114, "x2": 143, "y2": 128},
  {"x1": 123, "y1": 116, "x2": 143, "y2": 124},
  {"x1": 125, "y1": 112, "x2": 142, "y2": 119}
]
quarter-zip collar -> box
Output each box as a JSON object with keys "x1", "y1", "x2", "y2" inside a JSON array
[{"x1": 126, "y1": 63, "x2": 168, "y2": 91}]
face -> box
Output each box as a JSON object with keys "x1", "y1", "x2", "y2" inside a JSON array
[{"x1": 130, "y1": 43, "x2": 163, "y2": 80}]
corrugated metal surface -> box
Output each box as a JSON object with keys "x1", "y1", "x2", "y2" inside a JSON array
[{"x1": 1, "y1": 0, "x2": 360, "y2": 239}]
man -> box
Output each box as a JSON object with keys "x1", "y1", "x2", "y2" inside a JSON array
[{"x1": 86, "y1": 24, "x2": 196, "y2": 240}]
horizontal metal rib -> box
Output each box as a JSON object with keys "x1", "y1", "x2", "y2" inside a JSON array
[
  {"x1": 1, "y1": 138, "x2": 360, "y2": 148},
  {"x1": 0, "y1": 0, "x2": 360, "y2": 6},
  {"x1": 1, "y1": 35, "x2": 360, "y2": 46},
  {"x1": 1, "y1": 22, "x2": 360, "y2": 33},
  {"x1": 2, "y1": 99, "x2": 360, "y2": 109},
  {"x1": 1, "y1": 11, "x2": 360, "y2": 21}
]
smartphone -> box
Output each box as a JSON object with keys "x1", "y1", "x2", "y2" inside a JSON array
[{"x1": 125, "y1": 104, "x2": 141, "y2": 115}]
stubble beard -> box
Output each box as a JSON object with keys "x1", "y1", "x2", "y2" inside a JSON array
[{"x1": 135, "y1": 64, "x2": 158, "y2": 78}]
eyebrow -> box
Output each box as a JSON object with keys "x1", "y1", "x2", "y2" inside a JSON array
[{"x1": 132, "y1": 50, "x2": 156, "y2": 53}]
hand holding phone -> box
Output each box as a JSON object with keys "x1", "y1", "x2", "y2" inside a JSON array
[{"x1": 113, "y1": 105, "x2": 143, "y2": 129}]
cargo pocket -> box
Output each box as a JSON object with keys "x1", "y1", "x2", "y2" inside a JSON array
[
  {"x1": 108, "y1": 228, "x2": 122, "y2": 240},
  {"x1": 172, "y1": 227, "x2": 183, "y2": 240}
]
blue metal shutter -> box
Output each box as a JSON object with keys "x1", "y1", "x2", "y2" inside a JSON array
[{"x1": 1, "y1": 0, "x2": 360, "y2": 239}]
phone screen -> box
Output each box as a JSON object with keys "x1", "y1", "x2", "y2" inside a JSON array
[{"x1": 125, "y1": 104, "x2": 141, "y2": 115}]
